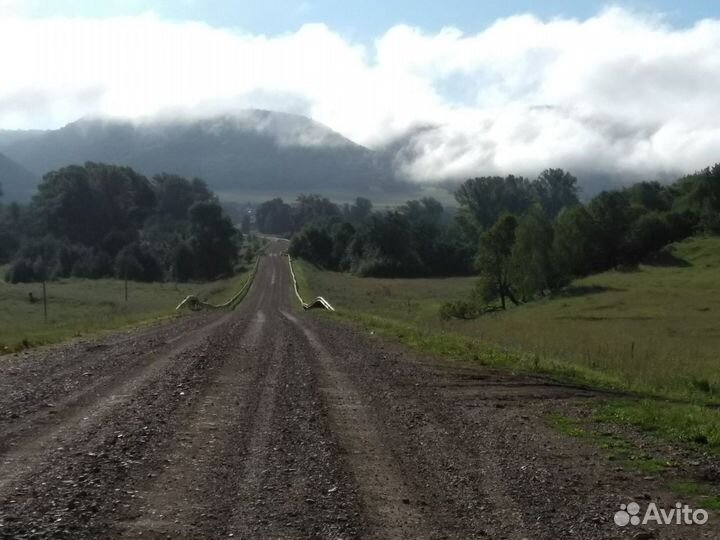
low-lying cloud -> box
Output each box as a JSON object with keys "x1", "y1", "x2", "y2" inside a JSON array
[{"x1": 1, "y1": 7, "x2": 719, "y2": 184}]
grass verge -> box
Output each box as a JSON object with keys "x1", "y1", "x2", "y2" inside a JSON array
[
  {"x1": 290, "y1": 236, "x2": 720, "y2": 456},
  {"x1": 0, "y1": 258, "x2": 258, "y2": 354}
]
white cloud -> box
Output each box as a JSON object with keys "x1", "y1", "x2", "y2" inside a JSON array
[{"x1": 1, "y1": 7, "x2": 719, "y2": 184}]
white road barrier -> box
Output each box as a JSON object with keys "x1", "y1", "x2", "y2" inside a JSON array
[
  {"x1": 176, "y1": 255, "x2": 260, "y2": 312},
  {"x1": 287, "y1": 255, "x2": 335, "y2": 312}
]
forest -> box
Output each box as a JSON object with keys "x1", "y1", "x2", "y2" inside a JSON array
[
  {"x1": 0, "y1": 163, "x2": 240, "y2": 283},
  {"x1": 268, "y1": 165, "x2": 720, "y2": 315},
  {"x1": 2, "y1": 161, "x2": 719, "y2": 314}
]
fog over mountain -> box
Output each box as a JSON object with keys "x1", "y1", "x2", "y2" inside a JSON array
[
  {"x1": 2, "y1": 7, "x2": 720, "y2": 192},
  {"x1": 0, "y1": 110, "x2": 405, "y2": 202}
]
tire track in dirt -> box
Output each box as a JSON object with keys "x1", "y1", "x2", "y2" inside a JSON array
[
  {"x1": 301, "y1": 324, "x2": 532, "y2": 539},
  {"x1": 0, "y1": 312, "x2": 235, "y2": 498},
  {"x1": 120, "y1": 308, "x2": 271, "y2": 538},
  {"x1": 280, "y1": 309, "x2": 427, "y2": 540},
  {"x1": 223, "y1": 312, "x2": 366, "y2": 540},
  {"x1": 0, "y1": 251, "x2": 277, "y2": 539},
  {"x1": 0, "y1": 312, "x2": 222, "y2": 434}
]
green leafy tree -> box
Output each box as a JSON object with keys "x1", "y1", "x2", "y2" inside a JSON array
[
  {"x1": 114, "y1": 243, "x2": 163, "y2": 282},
  {"x1": 533, "y1": 169, "x2": 579, "y2": 218},
  {"x1": 289, "y1": 224, "x2": 335, "y2": 268},
  {"x1": 170, "y1": 242, "x2": 195, "y2": 282},
  {"x1": 346, "y1": 197, "x2": 373, "y2": 224},
  {"x1": 34, "y1": 163, "x2": 155, "y2": 246},
  {"x1": 626, "y1": 181, "x2": 672, "y2": 212},
  {"x1": 476, "y1": 214, "x2": 519, "y2": 309},
  {"x1": 293, "y1": 194, "x2": 341, "y2": 231},
  {"x1": 455, "y1": 175, "x2": 533, "y2": 229},
  {"x1": 587, "y1": 190, "x2": 634, "y2": 268},
  {"x1": 153, "y1": 173, "x2": 213, "y2": 220},
  {"x1": 552, "y1": 205, "x2": 599, "y2": 278},
  {"x1": 510, "y1": 206, "x2": 557, "y2": 299},
  {"x1": 187, "y1": 201, "x2": 239, "y2": 280},
  {"x1": 256, "y1": 198, "x2": 292, "y2": 235},
  {"x1": 349, "y1": 212, "x2": 421, "y2": 277}
]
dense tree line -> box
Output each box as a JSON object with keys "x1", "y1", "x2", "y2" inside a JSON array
[
  {"x1": 284, "y1": 169, "x2": 584, "y2": 278},
  {"x1": 275, "y1": 165, "x2": 719, "y2": 316},
  {"x1": 0, "y1": 163, "x2": 240, "y2": 283},
  {"x1": 286, "y1": 195, "x2": 475, "y2": 277},
  {"x1": 255, "y1": 194, "x2": 374, "y2": 236},
  {"x1": 441, "y1": 165, "x2": 719, "y2": 318}
]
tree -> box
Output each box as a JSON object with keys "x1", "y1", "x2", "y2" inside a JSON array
[
  {"x1": 0, "y1": 201, "x2": 23, "y2": 264},
  {"x1": 329, "y1": 221, "x2": 355, "y2": 270},
  {"x1": 170, "y1": 242, "x2": 194, "y2": 282},
  {"x1": 293, "y1": 194, "x2": 341, "y2": 231},
  {"x1": 674, "y1": 164, "x2": 720, "y2": 217},
  {"x1": 476, "y1": 215, "x2": 519, "y2": 309},
  {"x1": 510, "y1": 206, "x2": 557, "y2": 299},
  {"x1": 553, "y1": 205, "x2": 599, "y2": 278},
  {"x1": 33, "y1": 163, "x2": 155, "y2": 246},
  {"x1": 346, "y1": 197, "x2": 373, "y2": 224},
  {"x1": 533, "y1": 169, "x2": 579, "y2": 218},
  {"x1": 587, "y1": 190, "x2": 634, "y2": 268},
  {"x1": 399, "y1": 198, "x2": 445, "y2": 272},
  {"x1": 114, "y1": 243, "x2": 163, "y2": 282},
  {"x1": 187, "y1": 201, "x2": 239, "y2": 280},
  {"x1": 349, "y1": 212, "x2": 421, "y2": 277},
  {"x1": 289, "y1": 224, "x2": 334, "y2": 268},
  {"x1": 153, "y1": 173, "x2": 213, "y2": 220},
  {"x1": 626, "y1": 181, "x2": 672, "y2": 212},
  {"x1": 256, "y1": 198, "x2": 292, "y2": 235},
  {"x1": 456, "y1": 175, "x2": 533, "y2": 229},
  {"x1": 624, "y1": 211, "x2": 673, "y2": 262}
]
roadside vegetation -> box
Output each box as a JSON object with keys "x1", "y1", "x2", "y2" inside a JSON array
[
  {"x1": 0, "y1": 236, "x2": 266, "y2": 354},
  {"x1": 293, "y1": 236, "x2": 720, "y2": 398},
  {"x1": 0, "y1": 163, "x2": 240, "y2": 284},
  {"x1": 292, "y1": 235, "x2": 720, "y2": 454}
]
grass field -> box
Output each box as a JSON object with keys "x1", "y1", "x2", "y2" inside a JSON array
[{"x1": 0, "y1": 257, "x2": 258, "y2": 355}]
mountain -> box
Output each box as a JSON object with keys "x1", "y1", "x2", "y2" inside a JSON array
[
  {"x1": 0, "y1": 152, "x2": 37, "y2": 202},
  {"x1": 0, "y1": 110, "x2": 407, "y2": 202},
  {"x1": 0, "y1": 129, "x2": 44, "y2": 147}
]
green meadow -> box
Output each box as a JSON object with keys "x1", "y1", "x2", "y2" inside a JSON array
[
  {"x1": 0, "y1": 259, "x2": 257, "y2": 354},
  {"x1": 294, "y1": 236, "x2": 720, "y2": 398}
]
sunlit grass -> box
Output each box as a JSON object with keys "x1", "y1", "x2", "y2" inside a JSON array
[
  {"x1": 294, "y1": 236, "x2": 720, "y2": 401},
  {"x1": 0, "y1": 260, "x2": 256, "y2": 354}
]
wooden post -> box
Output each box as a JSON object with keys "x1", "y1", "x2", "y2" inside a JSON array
[
  {"x1": 42, "y1": 280, "x2": 48, "y2": 323},
  {"x1": 124, "y1": 273, "x2": 128, "y2": 303}
]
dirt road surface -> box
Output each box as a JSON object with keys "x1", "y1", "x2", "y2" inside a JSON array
[{"x1": 0, "y1": 241, "x2": 716, "y2": 539}]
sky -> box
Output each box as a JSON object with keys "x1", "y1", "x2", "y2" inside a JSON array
[{"x1": 1, "y1": 0, "x2": 720, "y2": 182}]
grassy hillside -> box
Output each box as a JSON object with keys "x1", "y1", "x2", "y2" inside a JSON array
[
  {"x1": 294, "y1": 236, "x2": 720, "y2": 400},
  {"x1": 0, "y1": 262, "x2": 255, "y2": 354}
]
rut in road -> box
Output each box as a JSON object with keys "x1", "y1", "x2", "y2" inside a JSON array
[{"x1": 1, "y1": 241, "x2": 718, "y2": 540}]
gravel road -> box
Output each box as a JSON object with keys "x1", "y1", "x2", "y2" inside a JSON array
[{"x1": 0, "y1": 241, "x2": 716, "y2": 539}]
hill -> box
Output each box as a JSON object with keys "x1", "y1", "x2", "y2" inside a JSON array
[
  {"x1": 0, "y1": 152, "x2": 38, "y2": 202},
  {"x1": 0, "y1": 111, "x2": 408, "y2": 202}
]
